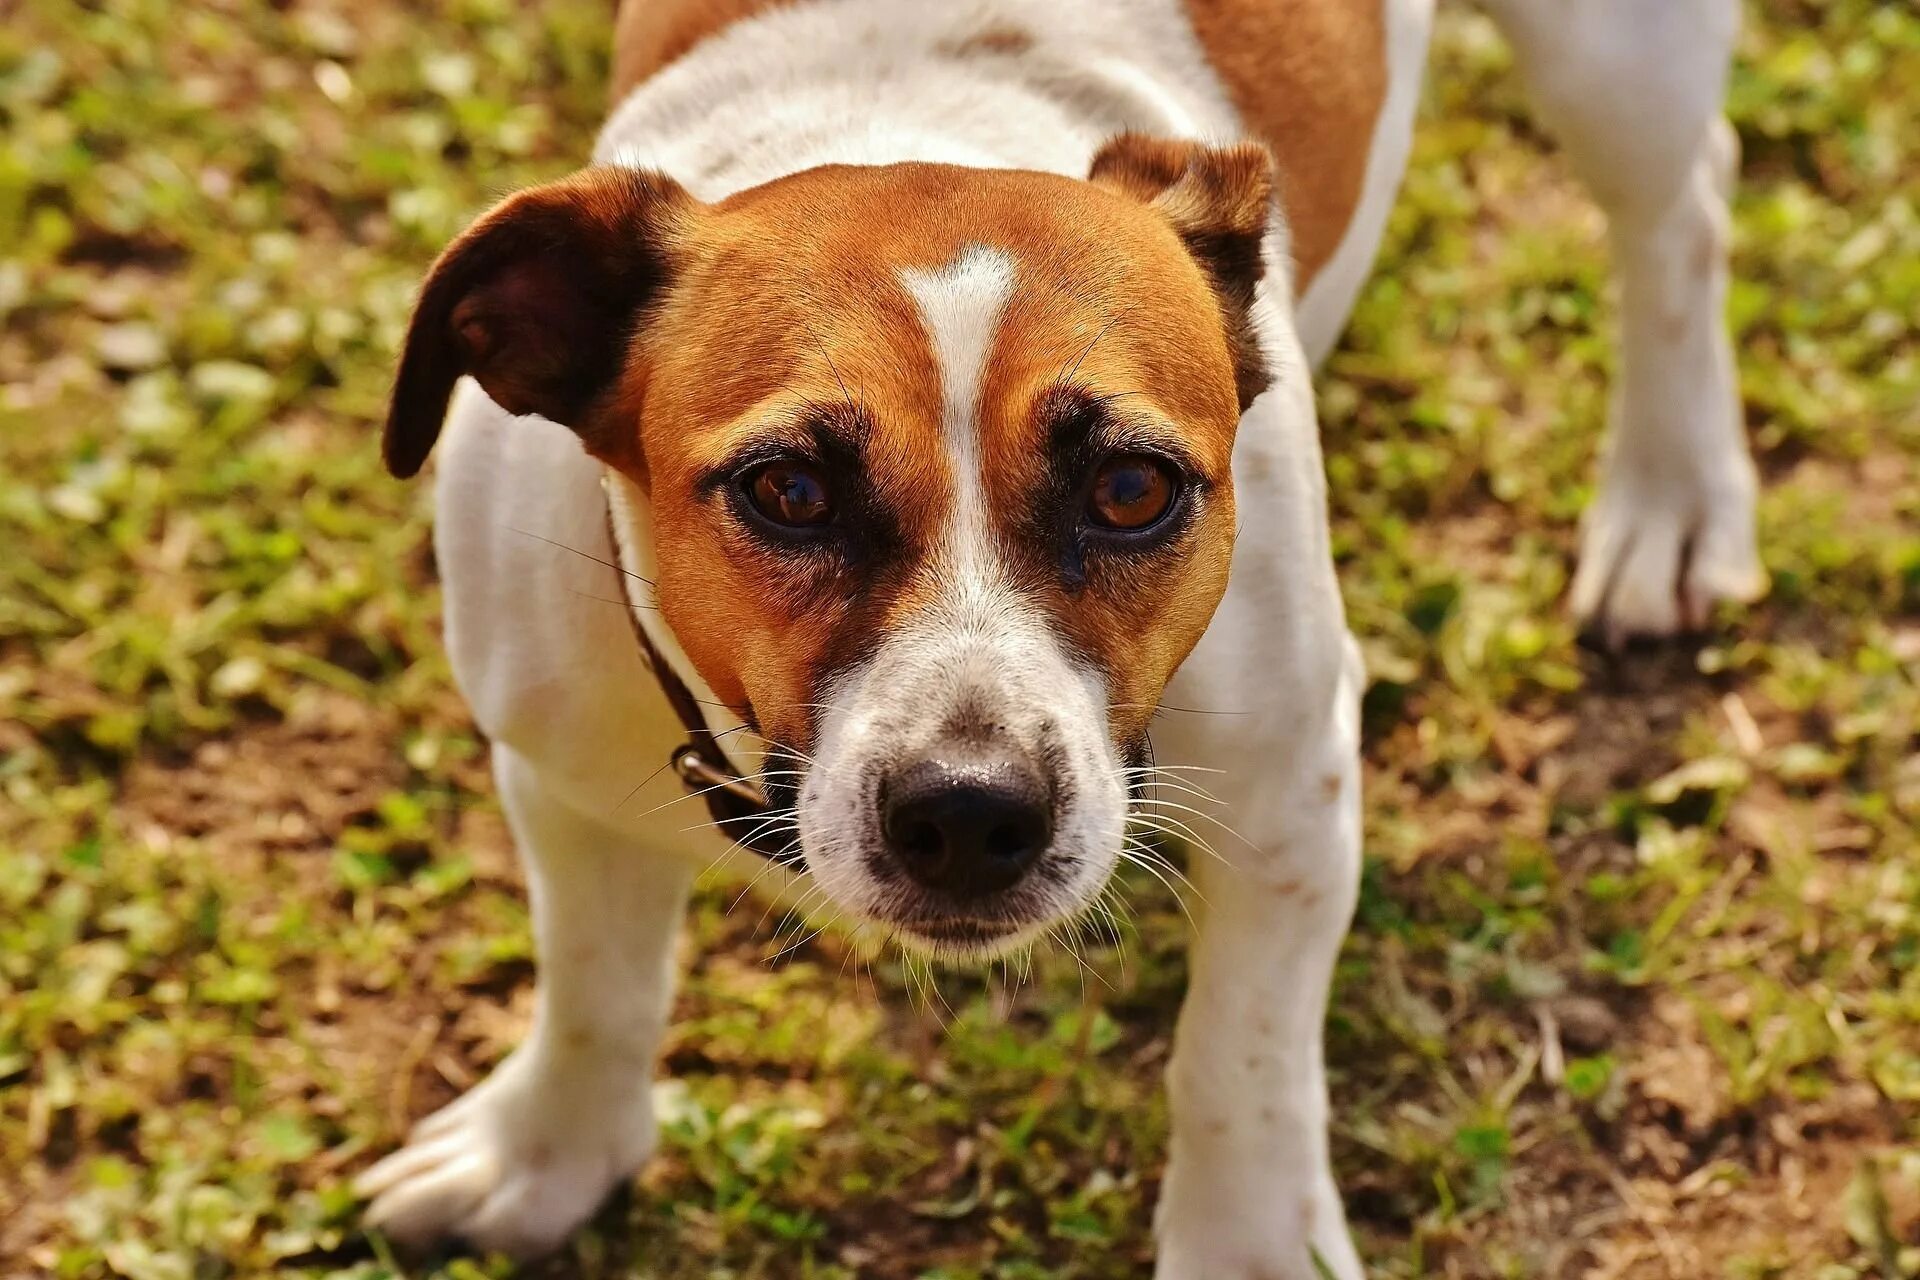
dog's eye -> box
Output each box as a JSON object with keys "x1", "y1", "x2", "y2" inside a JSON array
[
  {"x1": 745, "y1": 461, "x2": 834, "y2": 528},
  {"x1": 1088, "y1": 455, "x2": 1177, "y2": 531}
]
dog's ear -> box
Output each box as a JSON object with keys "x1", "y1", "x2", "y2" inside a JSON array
[
  {"x1": 1089, "y1": 134, "x2": 1275, "y2": 410},
  {"x1": 383, "y1": 166, "x2": 697, "y2": 478}
]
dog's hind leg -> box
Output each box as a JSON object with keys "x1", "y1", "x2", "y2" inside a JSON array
[
  {"x1": 356, "y1": 744, "x2": 692, "y2": 1258},
  {"x1": 1479, "y1": 0, "x2": 1765, "y2": 645}
]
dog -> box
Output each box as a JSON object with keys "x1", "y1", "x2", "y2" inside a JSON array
[{"x1": 355, "y1": 0, "x2": 1764, "y2": 1273}]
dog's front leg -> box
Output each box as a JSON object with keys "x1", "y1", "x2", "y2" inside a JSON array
[
  {"x1": 357, "y1": 744, "x2": 692, "y2": 1258},
  {"x1": 1150, "y1": 632, "x2": 1366, "y2": 1280},
  {"x1": 1145, "y1": 307, "x2": 1367, "y2": 1280}
]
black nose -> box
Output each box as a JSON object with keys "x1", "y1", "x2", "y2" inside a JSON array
[{"x1": 880, "y1": 751, "x2": 1053, "y2": 899}]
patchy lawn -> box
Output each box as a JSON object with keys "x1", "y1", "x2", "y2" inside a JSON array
[{"x1": 2, "y1": 1, "x2": 1916, "y2": 1277}]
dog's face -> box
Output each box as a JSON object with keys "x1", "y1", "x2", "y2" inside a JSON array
[{"x1": 386, "y1": 141, "x2": 1275, "y2": 959}]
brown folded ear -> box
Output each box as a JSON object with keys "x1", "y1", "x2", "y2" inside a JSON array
[
  {"x1": 1089, "y1": 134, "x2": 1276, "y2": 410},
  {"x1": 383, "y1": 166, "x2": 697, "y2": 478}
]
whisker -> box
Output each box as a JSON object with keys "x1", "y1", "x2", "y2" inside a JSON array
[
  {"x1": 1055, "y1": 914, "x2": 1111, "y2": 995},
  {"x1": 1128, "y1": 809, "x2": 1236, "y2": 859},
  {"x1": 1120, "y1": 842, "x2": 1206, "y2": 920},
  {"x1": 758, "y1": 877, "x2": 824, "y2": 940},
  {"x1": 724, "y1": 823, "x2": 804, "y2": 844},
  {"x1": 1058, "y1": 306, "x2": 1132, "y2": 385},
  {"x1": 1127, "y1": 809, "x2": 1223, "y2": 849},
  {"x1": 612, "y1": 755, "x2": 684, "y2": 819},
  {"x1": 922, "y1": 957, "x2": 957, "y2": 1022},
  {"x1": 769, "y1": 918, "x2": 834, "y2": 965},
  {"x1": 725, "y1": 843, "x2": 799, "y2": 916},
  {"x1": 733, "y1": 727, "x2": 820, "y2": 767},
  {"x1": 1122, "y1": 784, "x2": 1224, "y2": 810},
  {"x1": 1108, "y1": 701, "x2": 1250, "y2": 718},
  {"x1": 509, "y1": 527, "x2": 655, "y2": 588},
  {"x1": 801, "y1": 316, "x2": 861, "y2": 420},
  {"x1": 626, "y1": 769, "x2": 797, "y2": 821},
  {"x1": 1127, "y1": 815, "x2": 1231, "y2": 869},
  {"x1": 566, "y1": 588, "x2": 660, "y2": 612},
  {"x1": 1132, "y1": 802, "x2": 1255, "y2": 854},
  {"x1": 764, "y1": 882, "x2": 834, "y2": 962},
  {"x1": 1088, "y1": 886, "x2": 1128, "y2": 955},
  {"x1": 686, "y1": 811, "x2": 800, "y2": 840},
  {"x1": 1130, "y1": 774, "x2": 1229, "y2": 807}
]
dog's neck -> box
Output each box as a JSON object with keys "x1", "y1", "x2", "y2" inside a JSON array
[{"x1": 593, "y1": 0, "x2": 1233, "y2": 198}]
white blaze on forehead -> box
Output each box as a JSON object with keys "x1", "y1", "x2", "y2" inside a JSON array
[
  {"x1": 799, "y1": 247, "x2": 1127, "y2": 939},
  {"x1": 900, "y1": 245, "x2": 1017, "y2": 570}
]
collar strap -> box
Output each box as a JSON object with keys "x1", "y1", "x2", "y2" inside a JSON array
[{"x1": 601, "y1": 484, "x2": 800, "y2": 867}]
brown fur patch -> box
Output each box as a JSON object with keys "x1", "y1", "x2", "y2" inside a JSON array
[
  {"x1": 1089, "y1": 134, "x2": 1276, "y2": 411},
  {"x1": 387, "y1": 160, "x2": 1245, "y2": 753},
  {"x1": 382, "y1": 167, "x2": 694, "y2": 479},
  {"x1": 936, "y1": 25, "x2": 1035, "y2": 58},
  {"x1": 625, "y1": 164, "x2": 1243, "y2": 750},
  {"x1": 1183, "y1": 0, "x2": 1389, "y2": 291}
]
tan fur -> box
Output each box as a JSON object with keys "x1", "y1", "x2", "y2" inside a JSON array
[
  {"x1": 1089, "y1": 134, "x2": 1276, "y2": 409},
  {"x1": 617, "y1": 164, "x2": 1245, "y2": 750},
  {"x1": 408, "y1": 0, "x2": 1334, "y2": 751},
  {"x1": 383, "y1": 157, "x2": 1250, "y2": 752},
  {"x1": 1184, "y1": 0, "x2": 1389, "y2": 289}
]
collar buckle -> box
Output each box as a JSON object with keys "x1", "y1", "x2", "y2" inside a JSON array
[{"x1": 672, "y1": 745, "x2": 768, "y2": 807}]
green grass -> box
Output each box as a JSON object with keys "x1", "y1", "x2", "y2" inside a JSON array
[{"x1": 2, "y1": 1, "x2": 1917, "y2": 1277}]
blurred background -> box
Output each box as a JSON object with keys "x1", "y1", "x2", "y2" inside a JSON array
[{"x1": 1, "y1": 1, "x2": 1916, "y2": 1277}]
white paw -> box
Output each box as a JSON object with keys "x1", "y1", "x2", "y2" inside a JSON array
[
  {"x1": 355, "y1": 1049, "x2": 655, "y2": 1259},
  {"x1": 1154, "y1": 1170, "x2": 1362, "y2": 1280},
  {"x1": 1156, "y1": 1233, "x2": 1361, "y2": 1280},
  {"x1": 1569, "y1": 456, "x2": 1765, "y2": 648}
]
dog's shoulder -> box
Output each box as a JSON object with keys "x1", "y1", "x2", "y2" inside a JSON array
[
  {"x1": 1186, "y1": 0, "x2": 1390, "y2": 287},
  {"x1": 612, "y1": 0, "x2": 793, "y2": 102},
  {"x1": 611, "y1": 0, "x2": 1394, "y2": 293}
]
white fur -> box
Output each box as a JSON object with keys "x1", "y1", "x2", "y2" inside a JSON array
[
  {"x1": 1478, "y1": 0, "x2": 1763, "y2": 640},
  {"x1": 801, "y1": 246, "x2": 1125, "y2": 954},
  {"x1": 358, "y1": 744, "x2": 691, "y2": 1255},
  {"x1": 902, "y1": 244, "x2": 1016, "y2": 557},
  {"x1": 1295, "y1": 0, "x2": 1434, "y2": 362},
  {"x1": 359, "y1": 1, "x2": 1760, "y2": 1273}
]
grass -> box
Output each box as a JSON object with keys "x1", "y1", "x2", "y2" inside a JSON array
[{"x1": 2, "y1": 0, "x2": 1917, "y2": 1277}]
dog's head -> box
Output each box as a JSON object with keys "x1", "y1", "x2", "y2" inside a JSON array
[{"x1": 386, "y1": 140, "x2": 1275, "y2": 959}]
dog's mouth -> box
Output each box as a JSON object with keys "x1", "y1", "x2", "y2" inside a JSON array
[
  {"x1": 898, "y1": 916, "x2": 1018, "y2": 943},
  {"x1": 888, "y1": 913, "x2": 1040, "y2": 960},
  {"x1": 789, "y1": 681, "x2": 1142, "y2": 964}
]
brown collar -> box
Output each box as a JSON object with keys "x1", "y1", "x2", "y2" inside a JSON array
[{"x1": 602, "y1": 485, "x2": 802, "y2": 867}]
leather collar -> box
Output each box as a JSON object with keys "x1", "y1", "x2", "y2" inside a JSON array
[{"x1": 601, "y1": 476, "x2": 802, "y2": 867}]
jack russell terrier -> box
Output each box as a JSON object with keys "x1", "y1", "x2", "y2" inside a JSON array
[{"x1": 355, "y1": 0, "x2": 1765, "y2": 1272}]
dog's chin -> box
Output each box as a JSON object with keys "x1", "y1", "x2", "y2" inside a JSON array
[{"x1": 886, "y1": 916, "x2": 1051, "y2": 965}]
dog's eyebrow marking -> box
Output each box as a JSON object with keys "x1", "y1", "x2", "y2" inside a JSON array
[{"x1": 900, "y1": 245, "x2": 1017, "y2": 578}]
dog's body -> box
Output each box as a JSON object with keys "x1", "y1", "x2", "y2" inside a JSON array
[{"x1": 357, "y1": 1, "x2": 1762, "y2": 1273}]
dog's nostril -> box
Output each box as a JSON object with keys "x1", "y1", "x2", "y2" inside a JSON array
[
  {"x1": 899, "y1": 820, "x2": 946, "y2": 863},
  {"x1": 880, "y1": 751, "x2": 1052, "y2": 899},
  {"x1": 986, "y1": 817, "x2": 1042, "y2": 862}
]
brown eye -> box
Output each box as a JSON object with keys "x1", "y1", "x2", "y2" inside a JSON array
[
  {"x1": 746, "y1": 460, "x2": 834, "y2": 529},
  {"x1": 1088, "y1": 454, "x2": 1177, "y2": 531}
]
